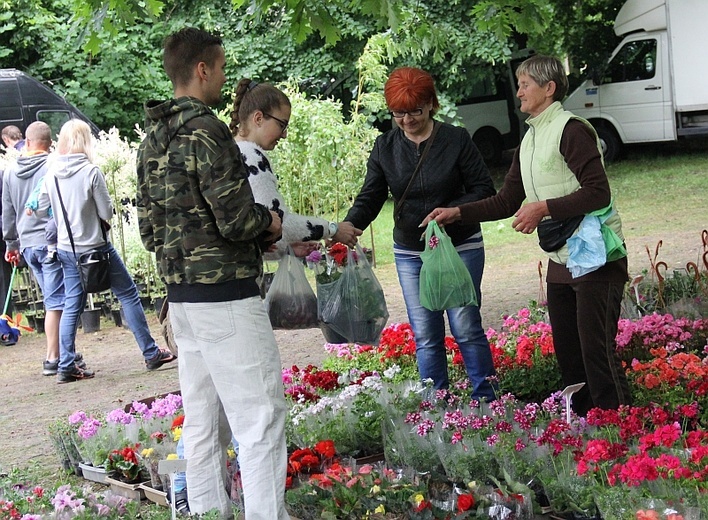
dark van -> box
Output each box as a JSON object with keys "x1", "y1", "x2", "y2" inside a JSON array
[{"x1": 0, "y1": 68, "x2": 99, "y2": 138}]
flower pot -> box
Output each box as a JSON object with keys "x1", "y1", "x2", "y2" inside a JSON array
[
  {"x1": 153, "y1": 296, "x2": 165, "y2": 316},
  {"x1": 30, "y1": 315, "x2": 45, "y2": 333},
  {"x1": 139, "y1": 482, "x2": 168, "y2": 507},
  {"x1": 353, "y1": 452, "x2": 385, "y2": 466},
  {"x1": 120, "y1": 308, "x2": 132, "y2": 332},
  {"x1": 105, "y1": 475, "x2": 147, "y2": 501},
  {"x1": 109, "y1": 308, "x2": 122, "y2": 327},
  {"x1": 78, "y1": 463, "x2": 108, "y2": 484},
  {"x1": 80, "y1": 309, "x2": 101, "y2": 333}
]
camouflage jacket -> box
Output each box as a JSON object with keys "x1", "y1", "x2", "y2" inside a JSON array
[{"x1": 136, "y1": 96, "x2": 272, "y2": 288}]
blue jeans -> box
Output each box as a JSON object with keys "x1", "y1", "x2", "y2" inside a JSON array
[
  {"x1": 57, "y1": 243, "x2": 159, "y2": 372},
  {"x1": 394, "y1": 244, "x2": 497, "y2": 401},
  {"x1": 23, "y1": 246, "x2": 64, "y2": 310}
]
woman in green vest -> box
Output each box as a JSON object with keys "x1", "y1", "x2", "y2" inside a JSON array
[{"x1": 421, "y1": 55, "x2": 632, "y2": 417}]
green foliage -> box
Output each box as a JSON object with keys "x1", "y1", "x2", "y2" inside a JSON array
[
  {"x1": 0, "y1": 0, "x2": 61, "y2": 65},
  {"x1": 268, "y1": 79, "x2": 381, "y2": 219},
  {"x1": 31, "y1": 21, "x2": 171, "y2": 134},
  {"x1": 5, "y1": 0, "x2": 574, "y2": 139},
  {"x1": 625, "y1": 267, "x2": 708, "y2": 319},
  {"x1": 551, "y1": 0, "x2": 626, "y2": 80}
]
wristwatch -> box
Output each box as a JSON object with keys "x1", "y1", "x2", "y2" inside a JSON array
[{"x1": 328, "y1": 221, "x2": 339, "y2": 238}]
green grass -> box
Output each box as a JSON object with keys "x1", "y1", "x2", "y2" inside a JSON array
[{"x1": 352, "y1": 142, "x2": 708, "y2": 267}]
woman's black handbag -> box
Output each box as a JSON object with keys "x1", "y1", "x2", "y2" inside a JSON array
[
  {"x1": 55, "y1": 176, "x2": 112, "y2": 293},
  {"x1": 537, "y1": 214, "x2": 584, "y2": 253},
  {"x1": 78, "y1": 250, "x2": 112, "y2": 293}
]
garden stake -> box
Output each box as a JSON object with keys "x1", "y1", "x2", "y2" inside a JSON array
[
  {"x1": 560, "y1": 382, "x2": 585, "y2": 424},
  {"x1": 158, "y1": 458, "x2": 188, "y2": 520},
  {"x1": 2, "y1": 265, "x2": 17, "y2": 316}
]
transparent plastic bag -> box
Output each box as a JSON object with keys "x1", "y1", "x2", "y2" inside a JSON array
[
  {"x1": 566, "y1": 215, "x2": 606, "y2": 279},
  {"x1": 317, "y1": 244, "x2": 389, "y2": 344},
  {"x1": 419, "y1": 221, "x2": 477, "y2": 311},
  {"x1": 264, "y1": 248, "x2": 318, "y2": 329}
]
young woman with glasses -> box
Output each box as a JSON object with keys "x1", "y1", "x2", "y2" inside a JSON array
[
  {"x1": 229, "y1": 79, "x2": 362, "y2": 260},
  {"x1": 342, "y1": 67, "x2": 499, "y2": 401}
]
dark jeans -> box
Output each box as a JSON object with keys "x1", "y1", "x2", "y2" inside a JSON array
[{"x1": 547, "y1": 280, "x2": 632, "y2": 417}]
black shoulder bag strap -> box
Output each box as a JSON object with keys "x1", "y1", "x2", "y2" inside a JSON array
[
  {"x1": 54, "y1": 176, "x2": 107, "y2": 260},
  {"x1": 394, "y1": 120, "x2": 441, "y2": 222}
]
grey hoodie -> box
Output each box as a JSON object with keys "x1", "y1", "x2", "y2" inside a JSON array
[
  {"x1": 37, "y1": 154, "x2": 114, "y2": 254},
  {"x1": 2, "y1": 153, "x2": 52, "y2": 251}
]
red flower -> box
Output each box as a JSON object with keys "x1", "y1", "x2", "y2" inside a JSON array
[
  {"x1": 315, "y1": 440, "x2": 336, "y2": 459},
  {"x1": 171, "y1": 414, "x2": 185, "y2": 430},
  {"x1": 636, "y1": 510, "x2": 661, "y2": 520},
  {"x1": 457, "y1": 493, "x2": 475, "y2": 511},
  {"x1": 414, "y1": 499, "x2": 431, "y2": 512},
  {"x1": 328, "y1": 243, "x2": 349, "y2": 266}
]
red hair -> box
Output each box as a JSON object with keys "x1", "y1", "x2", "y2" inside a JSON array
[{"x1": 384, "y1": 67, "x2": 440, "y2": 115}]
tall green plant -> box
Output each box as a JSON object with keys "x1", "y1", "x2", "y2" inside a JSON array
[
  {"x1": 268, "y1": 81, "x2": 380, "y2": 220},
  {"x1": 92, "y1": 127, "x2": 162, "y2": 293}
]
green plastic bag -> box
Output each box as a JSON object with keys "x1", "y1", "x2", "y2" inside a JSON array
[
  {"x1": 419, "y1": 221, "x2": 478, "y2": 311},
  {"x1": 589, "y1": 202, "x2": 627, "y2": 262}
]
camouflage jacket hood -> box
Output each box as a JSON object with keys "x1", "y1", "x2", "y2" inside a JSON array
[{"x1": 137, "y1": 96, "x2": 272, "y2": 292}]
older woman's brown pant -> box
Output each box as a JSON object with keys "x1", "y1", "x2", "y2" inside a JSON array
[{"x1": 547, "y1": 280, "x2": 632, "y2": 417}]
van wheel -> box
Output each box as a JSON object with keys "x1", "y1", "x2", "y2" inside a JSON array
[
  {"x1": 473, "y1": 128, "x2": 503, "y2": 166},
  {"x1": 595, "y1": 124, "x2": 622, "y2": 162}
]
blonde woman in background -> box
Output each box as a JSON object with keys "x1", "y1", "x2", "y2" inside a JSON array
[{"x1": 36, "y1": 120, "x2": 175, "y2": 383}]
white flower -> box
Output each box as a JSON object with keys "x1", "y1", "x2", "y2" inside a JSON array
[{"x1": 383, "y1": 365, "x2": 401, "y2": 379}]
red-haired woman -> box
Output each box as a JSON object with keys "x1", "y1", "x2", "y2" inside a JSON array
[{"x1": 343, "y1": 67, "x2": 498, "y2": 401}]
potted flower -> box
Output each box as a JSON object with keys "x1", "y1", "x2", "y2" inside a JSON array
[
  {"x1": 285, "y1": 368, "x2": 386, "y2": 458},
  {"x1": 104, "y1": 444, "x2": 144, "y2": 483}
]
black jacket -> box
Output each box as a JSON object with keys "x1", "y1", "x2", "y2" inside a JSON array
[{"x1": 345, "y1": 121, "x2": 496, "y2": 250}]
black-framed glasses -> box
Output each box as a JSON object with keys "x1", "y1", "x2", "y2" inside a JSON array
[
  {"x1": 390, "y1": 107, "x2": 424, "y2": 118},
  {"x1": 264, "y1": 113, "x2": 289, "y2": 133}
]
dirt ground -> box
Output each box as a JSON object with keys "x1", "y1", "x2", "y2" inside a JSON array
[{"x1": 0, "y1": 227, "x2": 704, "y2": 471}]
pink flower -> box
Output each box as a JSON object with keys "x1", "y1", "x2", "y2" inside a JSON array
[{"x1": 358, "y1": 464, "x2": 373, "y2": 475}]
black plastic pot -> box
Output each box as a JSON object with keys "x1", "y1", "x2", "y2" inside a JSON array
[{"x1": 80, "y1": 309, "x2": 101, "y2": 333}]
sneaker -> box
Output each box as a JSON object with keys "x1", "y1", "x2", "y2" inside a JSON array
[
  {"x1": 57, "y1": 365, "x2": 95, "y2": 384},
  {"x1": 43, "y1": 250, "x2": 57, "y2": 264},
  {"x1": 146, "y1": 348, "x2": 177, "y2": 371},
  {"x1": 43, "y1": 359, "x2": 58, "y2": 376},
  {"x1": 43, "y1": 353, "x2": 85, "y2": 376}
]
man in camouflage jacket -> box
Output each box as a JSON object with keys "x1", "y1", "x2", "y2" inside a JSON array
[{"x1": 136, "y1": 28, "x2": 290, "y2": 520}]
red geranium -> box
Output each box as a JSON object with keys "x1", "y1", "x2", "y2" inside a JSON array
[
  {"x1": 105, "y1": 444, "x2": 142, "y2": 482},
  {"x1": 286, "y1": 441, "x2": 340, "y2": 489},
  {"x1": 457, "y1": 492, "x2": 475, "y2": 512},
  {"x1": 328, "y1": 242, "x2": 349, "y2": 267},
  {"x1": 171, "y1": 414, "x2": 184, "y2": 430}
]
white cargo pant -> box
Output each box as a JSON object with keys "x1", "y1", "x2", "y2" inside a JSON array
[{"x1": 170, "y1": 298, "x2": 290, "y2": 520}]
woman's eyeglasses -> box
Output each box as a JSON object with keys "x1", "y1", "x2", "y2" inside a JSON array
[
  {"x1": 390, "y1": 108, "x2": 424, "y2": 118},
  {"x1": 264, "y1": 113, "x2": 289, "y2": 133}
]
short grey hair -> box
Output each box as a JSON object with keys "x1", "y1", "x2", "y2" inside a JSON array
[{"x1": 516, "y1": 55, "x2": 569, "y2": 101}]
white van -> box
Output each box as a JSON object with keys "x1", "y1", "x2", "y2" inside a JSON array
[
  {"x1": 454, "y1": 50, "x2": 534, "y2": 165},
  {"x1": 564, "y1": 0, "x2": 708, "y2": 161}
]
